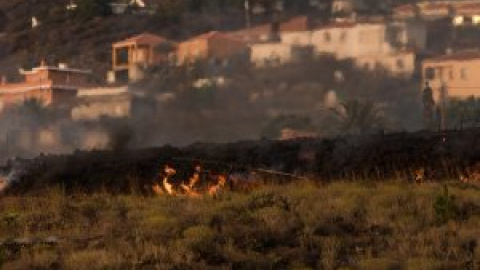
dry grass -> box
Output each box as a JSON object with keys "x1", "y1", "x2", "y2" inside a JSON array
[{"x1": 0, "y1": 181, "x2": 479, "y2": 269}]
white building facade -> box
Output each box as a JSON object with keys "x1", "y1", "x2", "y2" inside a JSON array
[{"x1": 249, "y1": 20, "x2": 426, "y2": 76}]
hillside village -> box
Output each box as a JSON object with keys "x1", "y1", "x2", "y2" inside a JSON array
[
  {"x1": 3, "y1": 2, "x2": 480, "y2": 270},
  {"x1": 2, "y1": 0, "x2": 480, "y2": 158}
]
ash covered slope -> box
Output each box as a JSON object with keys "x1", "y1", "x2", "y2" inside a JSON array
[{"x1": 5, "y1": 129, "x2": 480, "y2": 195}]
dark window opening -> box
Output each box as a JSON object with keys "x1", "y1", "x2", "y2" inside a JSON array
[
  {"x1": 116, "y1": 47, "x2": 129, "y2": 65},
  {"x1": 425, "y1": 67, "x2": 435, "y2": 80}
]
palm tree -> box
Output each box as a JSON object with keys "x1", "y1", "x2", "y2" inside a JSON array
[{"x1": 331, "y1": 99, "x2": 387, "y2": 135}]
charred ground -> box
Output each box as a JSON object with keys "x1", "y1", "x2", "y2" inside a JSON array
[{"x1": 5, "y1": 128, "x2": 480, "y2": 195}]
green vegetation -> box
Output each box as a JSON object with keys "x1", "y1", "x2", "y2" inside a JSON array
[
  {"x1": 446, "y1": 97, "x2": 480, "y2": 130},
  {"x1": 74, "y1": 0, "x2": 113, "y2": 21},
  {"x1": 331, "y1": 99, "x2": 388, "y2": 135},
  {"x1": 433, "y1": 184, "x2": 458, "y2": 225},
  {"x1": 0, "y1": 181, "x2": 478, "y2": 269}
]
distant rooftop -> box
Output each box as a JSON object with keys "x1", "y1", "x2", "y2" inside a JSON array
[
  {"x1": 113, "y1": 33, "x2": 169, "y2": 47},
  {"x1": 394, "y1": 0, "x2": 480, "y2": 15},
  {"x1": 423, "y1": 51, "x2": 480, "y2": 62},
  {"x1": 228, "y1": 16, "x2": 311, "y2": 41},
  {"x1": 20, "y1": 63, "x2": 92, "y2": 75},
  {"x1": 186, "y1": 31, "x2": 245, "y2": 43}
]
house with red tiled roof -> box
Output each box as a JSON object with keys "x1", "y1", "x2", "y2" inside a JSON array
[
  {"x1": 176, "y1": 31, "x2": 249, "y2": 65},
  {"x1": 111, "y1": 32, "x2": 175, "y2": 82},
  {"x1": 0, "y1": 62, "x2": 93, "y2": 112},
  {"x1": 422, "y1": 51, "x2": 480, "y2": 100}
]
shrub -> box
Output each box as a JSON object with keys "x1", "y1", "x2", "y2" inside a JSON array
[
  {"x1": 64, "y1": 249, "x2": 120, "y2": 270},
  {"x1": 0, "y1": 246, "x2": 4, "y2": 269},
  {"x1": 0, "y1": 210, "x2": 22, "y2": 237},
  {"x1": 406, "y1": 257, "x2": 443, "y2": 270},
  {"x1": 320, "y1": 236, "x2": 342, "y2": 270},
  {"x1": 74, "y1": 0, "x2": 112, "y2": 21},
  {"x1": 181, "y1": 225, "x2": 216, "y2": 255},
  {"x1": 247, "y1": 191, "x2": 289, "y2": 211},
  {"x1": 357, "y1": 258, "x2": 404, "y2": 270},
  {"x1": 433, "y1": 185, "x2": 457, "y2": 224}
]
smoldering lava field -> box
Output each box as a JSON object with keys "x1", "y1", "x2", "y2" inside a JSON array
[{"x1": 0, "y1": 130, "x2": 479, "y2": 270}]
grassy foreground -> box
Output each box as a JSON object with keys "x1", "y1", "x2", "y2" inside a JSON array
[{"x1": 0, "y1": 181, "x2": 479, "y2": 270}]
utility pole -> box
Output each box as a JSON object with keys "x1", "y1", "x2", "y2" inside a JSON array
[
  {"x1": 422, "y1": 81, "x2": 435, "y2": 131},
  {"x1": 439, "y1": 82, "x2": 448, "y2": 131},
  {"x1": 244, "y1": 0, "x2": 251, "y2": 29}
]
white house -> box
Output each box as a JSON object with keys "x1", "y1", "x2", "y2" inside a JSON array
[
  {"x1": 281, "y1": 21, "x2": 426, "y2": 56},
  {"x1": 250, "y1": 43, "x2": 293, "y2": 67},
  {"x1": 278, "y1": 21, "x2": 426, "y2": 76},
  {"x1": 72, "y1": 86, "x2": 131, "y2": 121}
]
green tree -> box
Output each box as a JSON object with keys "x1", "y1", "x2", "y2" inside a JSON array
[
  {"x1": 446, "y1": 97, "x2": 480, "y2": 129},
  {"x1": 331, "y1": 99, "x2": 387, "y2": 135},
  {"x1": 75, "y1": 0, "x2": 112, "y2": 21},
  {"x1": 154, "y1": 0, "x2": 187, "y2": 24}
]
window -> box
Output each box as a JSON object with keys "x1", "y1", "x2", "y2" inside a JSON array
[
  {"x1": 324, "y1": 32, "x2": 331, "y2": 42},
  {"x1": 396, "y1": 59, "x2": 404, "y2": 69},
  {"x1": 115, "y1": 47, "x2": 129, "y2": 65},
  {"x1": 461, "y1": 68, "x2": 468, "y2": 80},
  {"x1": 448, "y1": 69, "x2": 454, "y2": 80},
  {"x1": 437, "y1": 67, "x2": 444, "y2": 80},
  {"x1": 464, "y1": 16, "x2": 473, "y2": 24},
  {"x1": 339, "y1": 31, "x2": 347, "y2": 42},
  {"x1": 425, "y1": 67, "x2": 435, "y2": 80}
]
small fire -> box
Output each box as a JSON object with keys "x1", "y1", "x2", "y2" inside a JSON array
[
  {"x1": 460, "y1": 163, "x2": 480, "y2": 184},
  {"x1": 208, "y1": 175, "x2": 227, "y2": 197},
  {"x1": 163, "y1": 164, "x2": 176, "y2": 195},
  {"x1": 187, "y1": 165, "x2": 202, "y2": 189},
  {"x1": 414, "y1": 168, "x2": 425, "y2": 183},
  {"x1": 152, "y1": 164, "x2": 229, "y2": 198},
  {"x1": 0, "y1": 161, "x2": 25, "y2": 194}
]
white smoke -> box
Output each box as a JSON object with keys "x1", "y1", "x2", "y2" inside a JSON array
[
  {"x1": 0, "y1": 159, "x2": 26, "y2": 194},
  {"x1": 324, "y1": 89, "x2": 338, "y2": 109},
  {"x1": 0, "y1": 175, "x2": 6, "y2": 193}
]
